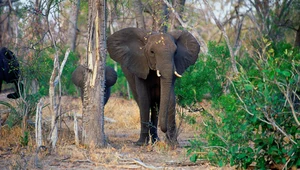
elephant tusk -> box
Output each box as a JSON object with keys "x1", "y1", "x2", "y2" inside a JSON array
[
  {"x1": 174, "y1": 71, "x2": 182, "y2": 78},
  {"x1": 156, "y1": 70, "x2": 161, "y2": 77}
]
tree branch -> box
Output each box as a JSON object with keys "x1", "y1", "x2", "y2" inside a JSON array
[
  {"x1": 162, "y1": 0, "x2": 208, "y2": 53},
  {"x1": 202, "y1": 0, "x2": 238, "y2": 74}
]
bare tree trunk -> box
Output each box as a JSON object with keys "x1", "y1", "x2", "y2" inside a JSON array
[
  {"x1": 295, "y1": 25, "x2": 300, "y2": 48},
  {"x1": 35, "y1": 98, "x2": 44, "y2": 148},
  {"x1": 74, "y1": 112, "x2": 79, "y2": 146},
  {"x1": 48, "y1": 49, "x2": 70, "y2": 150},
  {"x1": 133, "y1": 0, "x2": 145, "y2": 29},
  {"x1": 82, "y1": 0, "x2": 107, "y2": 148},
  {"x1": 68, "y1": 0, "x2": 80, "y2": 51}
]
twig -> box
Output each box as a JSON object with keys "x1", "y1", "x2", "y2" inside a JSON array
[
  {"x1": 276, "y1": 81, "x2": 300, "y2": 126},
  {"x1": 230, "y1": 78, "x2": 298, "y2": 145},
  {"x1": 229, "y1": 78, "x2": 271, "y2": 125},
  {"x1": 202, "y1": 0, "x2": 238, "y2": 74},
  {"x1": 116, "y1": 154, "x2": 163, "y2": 170},
  {"x1": 162, "y1": 0, "x2": 208, "y2": 54}
]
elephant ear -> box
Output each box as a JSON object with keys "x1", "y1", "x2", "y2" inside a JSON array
[
  {"x1": 169, "y1": 30, "x2": 200, "y2": 75},
  {"x1": 107, "y1": 28, "x2": 149, "y2": 79}
]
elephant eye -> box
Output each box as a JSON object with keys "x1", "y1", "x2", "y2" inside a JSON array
[{"x1": 150, "y1": 50, "x2": 154, "y2": 54}]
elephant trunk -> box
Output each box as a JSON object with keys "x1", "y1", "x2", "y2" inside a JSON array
[{"x1": 158, "y1": 64, "x2": 175, "y2": 133}]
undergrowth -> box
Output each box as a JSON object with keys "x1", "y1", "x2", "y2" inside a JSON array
[{"x1": 176, "y1": 40, "x2": 300, "y2": 169}]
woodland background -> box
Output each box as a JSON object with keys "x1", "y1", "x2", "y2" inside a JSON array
[{"x1": 0, "y1": 0, "x2": 300, "y2": 169}]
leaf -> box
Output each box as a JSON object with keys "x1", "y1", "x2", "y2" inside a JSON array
[
  {"x1": 218, "y1": 160, "x2": 224, "y2": 167},
  {"x1": 244, "y1": 84, "x2": 254, "y2": 91},
  {"x1": 190, "y1": 153, "x2": 198, "y2": 162},
  {"x1": 280, "y1": 70, "x2": 291, "y2": 77},
  {"x1": 237, "y1": 153, "x2": 247, "y2": 159}
]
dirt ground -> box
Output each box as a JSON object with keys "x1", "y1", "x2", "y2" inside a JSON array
[{"x1": 0, "y1": 93, "x2": 232, "y2": 170}]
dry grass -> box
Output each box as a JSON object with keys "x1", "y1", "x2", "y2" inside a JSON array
[{"x1": 0, "y1": 94, "x2": 229, "y2": 169}]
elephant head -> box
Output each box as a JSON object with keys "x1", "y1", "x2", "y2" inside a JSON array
[
  {"x1": 0, "y1": 47, "x2": 22, "y2": 99},
  {"x1": 71, "y1": 65, "x2": 117, "y2": 105},
  {"x1": 107, "y1": 28, "x2": 200, "y2": 143}
]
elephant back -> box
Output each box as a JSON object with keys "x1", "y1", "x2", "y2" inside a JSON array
[
  {"x1": 72, "y1": 65, "x2": 85, "y2": 88},
  {"x1": 0, "y1": 47, "x2": 20, "y2": 83},
  {"x1": 105, "y1": 66, "x2": 117, "y2": 87},
  {"x1": 72, "y1": 65, "x2": 117, "y2": 89}
]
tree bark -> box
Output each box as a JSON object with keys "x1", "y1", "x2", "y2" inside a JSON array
[
  {"x1": 82, "y1": 0, "x2": 107, "y2": 148},
  {"x1": 152, "y1": 0, "x2": 168, "y2": 32},
  {"x1": 132, "y1": 0, "x2": 145, "y2": 29},
  {"x1": 169, "y1": 0, "x2": 185, "y2": 31},
  {"x1": 68, "y1": 0, "x2": 80, "y2": 51},
  {"x1": 295, "y1": 25, "x2": 300, "y2": 48}
]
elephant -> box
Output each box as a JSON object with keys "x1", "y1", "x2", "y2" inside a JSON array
[
  {"x1": 71, "y1": 65, "x2": 117, "y2": 105},
  {"x1": 107, "y1": 27, "x2": 200, "y2": 145},
  {"x1": 0, "y1": 47, "x2": 23, "y2": 99}
]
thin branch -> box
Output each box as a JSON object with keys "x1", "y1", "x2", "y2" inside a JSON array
[
  {"x1": 229, "y1": 78, "x2": 271, "y2": 125},
  {"x1": 162, "y1": 0, "x2": 208, "y2": 53},
  {"x1": 202, "y1": 0, "x2": 238, "y2": 74},
  {"x1": 230, "y1": 78, "x2": 298, "y2": 145},
  {"x1": 276, "y1": 81, "x2": 300, "y2": 126},
  {"x1": 117, "y1": 154, "x2": 163, "y2": 170}
]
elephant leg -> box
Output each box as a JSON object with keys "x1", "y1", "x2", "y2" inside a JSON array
[
  {"x1": 135, "y1": 78, "x2": 151, "y2": 145},
  {"x1": 0, "y1": 80, "x2": 2, "y2": 93},
  {"x1": 104, "y1": 87, "x2": 111, "y2": 105},
  {"x1": 136, "y1": 103, "x2": 150, "y2": 145},
  {"x1": 150, "y1": 104, "x2": 159, "y2": 143},
  {"x1": 7, "y1": 81, "x2": 22, "y2": 99}
]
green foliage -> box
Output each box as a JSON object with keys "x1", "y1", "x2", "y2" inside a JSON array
[
  {"x1": 2, "y1": 48, "x2": 78, "y2": 128},
  {"x1": 21, "y1": 48, "x2": 79, "y2": 96},
  {"x1": 20, "y1": 131, "x2": 29, "y2": 147},
  {"x1": 107, "y1": 57, "x2": 131, "y2": 98},
  {"x1": 175, "y1": 41, "x2": 227, "y2": 106},
  {"x1": 181, "y1": 41, "x2": 300, "y2": 169},
  {"x1": 60, "y1": 51, "x2": 80, "y2": 95}
]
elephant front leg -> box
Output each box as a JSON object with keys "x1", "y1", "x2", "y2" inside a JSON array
[
  {"x1": 135, "y1": 78, "x2": 151, "y2": 145},
  {"x1": 136, "y1": 106, "x2": 150, "y2": 145},
  {"x1": 7, "y1": 81, "x2": 22, "y2": 99},
  {"x1": 150, "y1": 105, "x2": 159, "y2": 143}
]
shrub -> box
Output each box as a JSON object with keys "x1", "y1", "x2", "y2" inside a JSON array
[{"x1": 180, "y1": 41, "x2": 300, "y2": 169}]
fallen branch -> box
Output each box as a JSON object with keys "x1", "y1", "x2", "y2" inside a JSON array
[{"x1": 116, "y1": 153, "x2": 163, "y2": 170}]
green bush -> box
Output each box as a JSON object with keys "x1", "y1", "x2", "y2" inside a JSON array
[
  {"x1": 180, "y1": 41, "x2": 300, "y2": 169},
  {"x1": 175, "y1": 41, "x2": 227, "y2": 106},
  {"x1": 21, "y1": 48, "x2": 79, "y2": 96}
]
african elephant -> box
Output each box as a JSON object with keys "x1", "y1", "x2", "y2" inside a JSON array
[
  {"x1": 71, "y1": 65, "x2": 117, "y2": 105},
  {"x1": 0, "y1": 47, "x2": 23, "y2": 99},
  {"x1": 107, "y1": 27, "x2": 200, "y2": 145}
]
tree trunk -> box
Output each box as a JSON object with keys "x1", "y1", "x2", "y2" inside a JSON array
[
  {"x1": 152, "y1": 0, "x2": 169, "y2": 32},
  {"x1": 294, "y1": 25, "x2": 300, "y2": 48},
  {"x1": 82, "y1": 0, "x2": 107, "y2": 148},
  {"x1": 169, "y1": 0, "x2": 185, "y2": 31},
  {"x1": 133, "y1": 0, "x2": 145, "y2": 29},
  {"x1": 68, "y1": 0, "x2": 80, "y2": 51}
]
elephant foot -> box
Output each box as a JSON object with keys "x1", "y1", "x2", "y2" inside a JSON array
[
  {"x1": 7, "y1": 92, "x2": 20, "y2": 99},
  {"x1": 150, "y1": 134, "x2": 160, "y2": 144},
  {"x1": 134, "y1": 138, "x2": 149, "y2": 146},
  {"x1": 166, "y1": 132, "x2": 179, "y2": 148},
  {"x1": 135, "y1": 133, "x2": 149, "y2": 146}
]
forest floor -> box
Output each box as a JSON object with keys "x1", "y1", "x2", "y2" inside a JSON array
[{"x1": 0, "y1": 93, "x2": 233, "y2": 170}]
